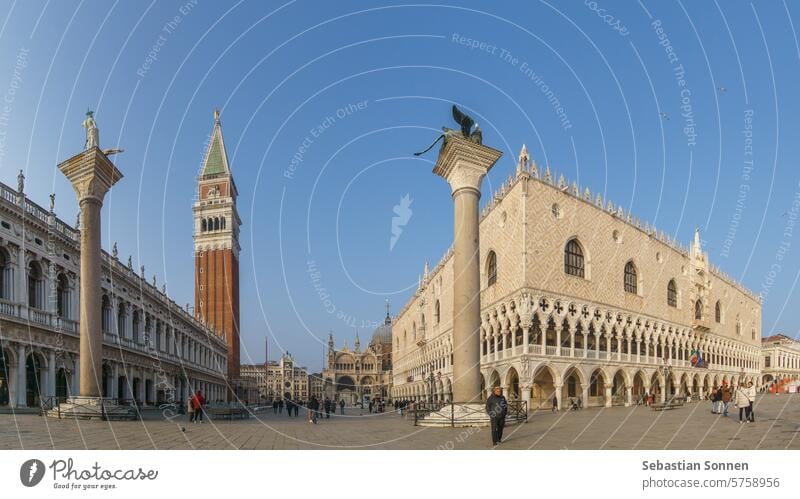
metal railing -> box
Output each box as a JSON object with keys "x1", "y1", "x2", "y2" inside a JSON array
[{"x1": 410, "y1": 400, "x2": 528, "y2": 427}]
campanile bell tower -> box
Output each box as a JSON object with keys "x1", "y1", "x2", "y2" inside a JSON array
[{"x1": 194, "y1": 109, "x2": 241, "y2": 380}]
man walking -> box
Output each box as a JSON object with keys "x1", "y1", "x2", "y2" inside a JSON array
[
  {"x1": 485, "y1": 386, "x2": 508, "y2": 446},
  {"x1": 339, "y1": 399, "x2": 345, "y2": 415},
  {"x1": 721, "y1": 382, "x2": 732, "y2": 417},
  {"x1": 324, "y1": 398, "x2": 331, "y2": 419}
]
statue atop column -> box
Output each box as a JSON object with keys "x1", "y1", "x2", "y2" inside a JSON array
[
  {"x1": 17, "y1": 169, "x2": 24, "y2": 193},
  {"x1": 414, "y1": 104, "x2": 482, "y2": 156},
  {"x1": 83, "y1": 109, "x2": 99, "y2": 150}
]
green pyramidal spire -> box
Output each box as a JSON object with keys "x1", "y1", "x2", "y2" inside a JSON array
[{"x1": 201, "y1": 109, "x2": 230, "y2": 177}]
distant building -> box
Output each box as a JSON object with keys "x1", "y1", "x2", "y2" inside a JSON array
[
  {"x1": 308, "y1": 373, "x2": 325, "y2": 401},
  {"x1": 761, "y1": 334, "x2": 800, "y2": 392},
  {"x1": 241, "y1": 353, "x2": 309, "y2": 401},
  {"x1": 321, "y1": 306, "x2": 393, "y2": 405}
]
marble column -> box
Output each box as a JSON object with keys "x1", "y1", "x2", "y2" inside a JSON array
[
  {"x1": 58, "y1": 147, "x2": 122, "y2": 398},
  {"x1": 604, "y1": 385, "x2": 613, "y2": 408},
  {"x1": 433, "y1": 137, "x2": 501, "y2": 404}
]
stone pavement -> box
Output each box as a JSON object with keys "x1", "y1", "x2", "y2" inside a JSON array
[{"x1": 0, "y1": 394, "x2": 797, "y2": 450}]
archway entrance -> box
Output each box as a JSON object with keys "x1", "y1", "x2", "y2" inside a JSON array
[
  {"x1": 589, "y1": 368, "x2": 607, "y2": 407},
  {"x1": 506, "y1": 368, "x2": 520, "y2": 400},
  {"x1": 56, "y1": 368, "x2": 69, "y2": 401},
  {"x1": 0, "y1": 351, "x2": 9, "y2": 406},
  {"x1": 25, "y1": 354, "x2": 42, "y2": 407},
  {"x1": 561, "y1": 366, "x2": 583, "y2": 409},
  {"x1": 336, "y1": 376, "x2": 358, "y2": 405},
  {"x1": 611, "y1": 370, "x2": 627, "y2": 406},
  {"x1": 633, "y1": 371, "x2": 646, "y2": 404},
  {"x1": 650, "y1": 373, "x2": 663, "y2": 402},
  {"x1": 531, "y1": 366, "x2": 555, "y2": 409}
]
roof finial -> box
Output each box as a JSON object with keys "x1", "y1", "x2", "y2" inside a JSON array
[
  {"x1": 214, "y1": 108, "x2": 221, "y2": 124},
  {"x1": 385, "y1": 299, "x2": 392, "y2": 325}
]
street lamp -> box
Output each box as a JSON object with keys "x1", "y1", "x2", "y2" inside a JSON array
[{"x1": 427, "y1": 371, "x2": 435, "y2": 406}]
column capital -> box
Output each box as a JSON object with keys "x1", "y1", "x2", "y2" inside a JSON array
[
  {"x1": 433, "y1": 137, "x2": 502, "y2": 196},
  {"x1": 58, "y1": 147, "x2": 123, "y2": 204}
]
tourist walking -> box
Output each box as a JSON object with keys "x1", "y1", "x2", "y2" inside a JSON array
[
  {"x1": 191, "y1": 390, "x2": 205, "y2": 424},
  {"x1": 187, "y1": 396, "x2": 195, "y2": 423},
  {"x1": 486, "y1": 386, "x2": 508, "y2": 446},
  {"x1": 278, "y1": 398, "x2": 284, "y2": 414},
  {"x1": 735, "y1": 383, "x2": 750, "y2": 423},
  {"x1": 285, "y1": 398, "x2": 294, "y2": 416},
  {"x1": 272, "y1": 399, "x2": 278, "y2": 414},
  {"x1": 310, "y1": 396, "x2": 319, "y2": 424},
  {"x1": 324, "y1": 398, "x2": 331, "y2": 418},
  {"x1": 293, "y1": 399, "x2": 300, "y2": 417},
  {"x1": 552, "y1": 395, "x2": 558, "y2": 412},
  {"x1": 339, "y1": 399, "x2": 345, "y2": 415},
  {"x1": 746, "y1": 382, "x2": 756, "y2": 422},
  {"x1": 710, "y1": 388, "x2": 718, "y2": 414},
  {"x1": 720, "y1": 383, "x2": 732, "y2": 416}
]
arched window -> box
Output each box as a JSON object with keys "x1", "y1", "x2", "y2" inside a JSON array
[
  {"x1": 201, "y1": 219, "x2": 207, "y2": 232},
  {"x1": 221, "y1": 217, "x2": 226, "y2": 230},
  {"x1": 736, "y1": 318, "x2": 741, "y2": 336},
  {"x1": 207, "y1": 218, "x2": 213, "y2": 230},
  {"x1": 486, "y1": 251, "x2": 497, "y2": 286},
  {"x1": 56, "y1": 273, "x2": 70, "y2": 318},
  {"x1": 624, "y1": 261, "x2": 637, "y2": 294},
  {"x1": 0, "y1": 248, "x2": 11, "y2": 300},
  {"x1": 564, "y1": 239, "x2": 585, "y2": 278},
  {"x1": 117, "y1": 303, "x2": 126, "y2": 337},
  {"x1": 434, "y1": 300, "x2": 440, "y2": 324},
  {"x1": 27, "y1": 261, "x2": 43, "y2": 309},
  {"x1": 132, "y1": 310, "x2": 140, "y2": 343},
  {"x1": 715, "y1": 301, "x2": 721, "y2": 323},
  {"x1": 751, "y1": 328, "x2": 755, "y2": 340},
  {"x1": 214, "y1": 217, "x2": 220, "y2": 231},
  {"x1": 694, "y1": 300, "x2": 702, "y2": 320},
  {"x1": 667, "y1": 279, "x2": 677, "y2": 307},
  {"x1": 101, "y1": 295, "x2": 112, "y2": 333}
]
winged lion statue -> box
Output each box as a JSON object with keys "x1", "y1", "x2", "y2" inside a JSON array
[{"x1": 414, "y1": 104, "x2": 482, "y2": 156}]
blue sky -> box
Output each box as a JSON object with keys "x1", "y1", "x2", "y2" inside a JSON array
[{"x1": 1, "y1": 0, "x2": 799, "y2": 371}]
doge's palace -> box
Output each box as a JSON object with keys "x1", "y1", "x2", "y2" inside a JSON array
[{"x1": 392, "y1": 145, "x2": 762, "y2": 409}]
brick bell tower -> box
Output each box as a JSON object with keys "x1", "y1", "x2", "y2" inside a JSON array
[{"x1": 194, "y1": 109, "x2": 241, "y2": 381}]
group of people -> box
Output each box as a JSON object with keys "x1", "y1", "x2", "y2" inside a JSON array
[
  {"x1": 709, "y1": 381, "x2": 756, "y2": 423},
  {"x1": 269, "y1": 396, "x2": 346, "y2": 423},
  {"x1": 187, "y1": 390, "x2": 206, "y2": 424}
]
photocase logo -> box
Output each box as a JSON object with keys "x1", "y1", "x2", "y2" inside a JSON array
[
  {"x1": 19, "y1": 459, "x2": 45, "y2": 487},
  {"x1": 390, "y1": 194, "x2": 413, "y2": 251}
]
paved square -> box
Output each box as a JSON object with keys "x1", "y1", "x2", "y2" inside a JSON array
[{"x1": 1, "y1": 394, "x2": 797, "y2": 450}]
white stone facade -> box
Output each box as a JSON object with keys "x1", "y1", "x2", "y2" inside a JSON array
[
  {"x1": 391, "y1": 148, "x2": 762, "y2": 409},
  {"x1": 0, "y1": 181, "x2": 228, "y2": 408},
  {"x1": 241, "y1": 354, "x2": 309, "y2": 402},
  {"x1": 761, "y1": 334, "x2": 800, "y2": 389}
]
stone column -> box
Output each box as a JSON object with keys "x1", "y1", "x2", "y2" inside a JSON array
[
  {"x1": 16, "y1": 344, "x2": 26, "y2": 407},
  {"x1": 554, "y1": 383, "x2": 563, "y2": 411},
  {"x1": 604, "y1": 385, "x2": 613, "y2": 408},
  {"x1": 58, "y1": 147, "x2": 122, "y2": 399},
  {"x1": 433, "y1": 137, "x2": 501, "y2": 404},
  {"x1": 47, "y1": 350, "x2": 56, "y2": 398},
  {"x1": 625, "y1": 386, "x2": 633, "y2": 407}
]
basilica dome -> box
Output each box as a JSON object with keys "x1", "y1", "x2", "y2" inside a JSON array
[{"x1": 371, "y1": 313, "x2": 393, "y2": 346}]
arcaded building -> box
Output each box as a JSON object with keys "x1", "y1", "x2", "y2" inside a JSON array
[
  {"x1": 392, "y1": 146, "x2": 762, "y2": 409},
  {"x1": 0, "y1": 147, "x2": 228, "y2": 409},
  {"x1": 761, "y1": 334, "x2": 800, "y2": 391}
]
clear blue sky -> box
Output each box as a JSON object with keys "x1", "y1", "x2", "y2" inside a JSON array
[{"x1": 1, "y1": 1, "x2": 799, "y2": 371}]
